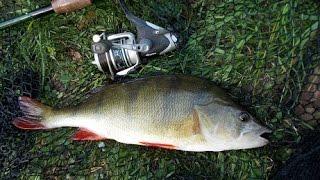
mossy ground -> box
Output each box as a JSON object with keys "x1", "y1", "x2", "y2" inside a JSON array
[{"x1": 1, "y1": 0, "x2": 320, "y2": 179}]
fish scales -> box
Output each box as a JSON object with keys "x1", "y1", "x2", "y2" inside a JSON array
[{"x1": 46, "y1": 77, "x2": 204, "y2": 143}]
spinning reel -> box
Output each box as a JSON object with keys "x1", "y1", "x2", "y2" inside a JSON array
[{"x1": 91, "y1": 0, "x2": 179, "y2": 79}]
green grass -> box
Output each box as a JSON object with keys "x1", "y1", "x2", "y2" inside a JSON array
[{"x1": 1, "y1": 0, "x2": 320, "y2": 179}]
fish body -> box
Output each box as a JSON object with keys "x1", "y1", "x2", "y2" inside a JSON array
[{"x1": 13, "y1": 75, "x2": 270, "y2": 152}]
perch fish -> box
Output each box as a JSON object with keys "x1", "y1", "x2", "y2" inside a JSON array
[{"x1": 12, "y1": 75, "x2": 271, "y2": 152}]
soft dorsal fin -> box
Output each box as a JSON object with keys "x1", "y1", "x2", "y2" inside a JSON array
[{"x1": 72, "y1": 128, "x2": 106, "y2": 141}]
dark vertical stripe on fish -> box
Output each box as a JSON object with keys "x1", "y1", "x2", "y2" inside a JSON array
[
  {"x1": 126, "y1": 84, "x2": 139, "y2": 117},
  {"x1": 161, "y1": 76, "x2": 182, "y2": 122}
]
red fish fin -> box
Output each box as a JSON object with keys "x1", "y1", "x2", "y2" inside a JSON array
[
  {"x1": 18, "y1": 96, "x2": 47, "y2": 118},
  {"x1": 12, "y1": 96, "x2": 51, "y2": 130},
  {"x1": 72, "y1": 128, "x2": 106, "y2": 141},
  {"x1": 12, "y1": 117, "x2": 47, "y2": 130},
  {"x1": 140, "y1": 142, "x2": 176, "y2": 150}
]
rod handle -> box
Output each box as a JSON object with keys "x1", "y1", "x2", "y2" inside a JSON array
[{"x1": 51, "y1": 0, "x2": 92, "y2": 14}]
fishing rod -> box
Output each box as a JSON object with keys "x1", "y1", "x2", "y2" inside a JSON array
[
  {"x1": 0, "y1": 0, "x2": 179, "y2": 80},
  {"x1": 0, "y1": 0, "x2": 92, "y2": 30}
]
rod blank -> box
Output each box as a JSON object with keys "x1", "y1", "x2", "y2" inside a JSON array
[
  {"x1": 0, "y1": 6, "x2": 53, "y2": 29},
  {"x1": 0, "y1": 0, "x2": 92, "y2": 30}
]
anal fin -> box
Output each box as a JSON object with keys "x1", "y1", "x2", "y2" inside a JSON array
[{"x1": 72, "y1": 128, "x2": 106, "y2": 141}]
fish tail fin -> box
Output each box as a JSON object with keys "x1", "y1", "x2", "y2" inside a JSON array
[{"x1": 12, "y1": 96, "x2": 51, "y2": 130}]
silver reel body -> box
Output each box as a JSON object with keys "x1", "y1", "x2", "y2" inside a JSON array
[{"x1": 91, "y1": 32, "x2": 140, "y2": 79}]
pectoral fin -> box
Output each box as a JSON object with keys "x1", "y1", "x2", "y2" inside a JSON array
[
  {"x1": 193, "y1": 105, "x2": 216, "y2": 139},
  {"x1": 192, "y1": 109, "x2": 201, "y2": 134},
  {"x1": 72, "y1": 128, "x2": 107, "y2": 141},
  {"x1": 194, "y1": 105, "x2": 213, "y2": 128}
]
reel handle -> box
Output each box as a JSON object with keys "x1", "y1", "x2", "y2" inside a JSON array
[{"x1": 52, "y1": 0, "x2": 92, "y2": 14}]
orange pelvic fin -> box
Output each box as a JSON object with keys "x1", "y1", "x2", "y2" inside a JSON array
[
  {"x1": 12, "y1": 117, "x2": 47, "y2": 130},
  {"x1": 72, "y1": 128, "x2": 106, "y2": 141},
  {"x1": 139, "y1": 142, "x2": 176, "y2": 150}
]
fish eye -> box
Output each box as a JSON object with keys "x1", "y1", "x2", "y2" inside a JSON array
[{"x1": 238, "y1": 112, "x2": 250, "y2": 122}]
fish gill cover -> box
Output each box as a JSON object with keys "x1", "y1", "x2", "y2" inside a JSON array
[{"x1": 0, "y1": 0, "x2": 319, "y2": 179}]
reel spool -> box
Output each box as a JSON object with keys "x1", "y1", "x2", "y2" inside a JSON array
[{"x1": 91, "y1": 0, "x2": 179, "y2": 79}]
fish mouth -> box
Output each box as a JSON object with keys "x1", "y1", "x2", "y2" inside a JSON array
[
  {"x1": 257, "y1": 127, "x2": 272, "y2": 145},
  {"x1": 230, "y1": 127, "x2": 272, "y2": 150}
]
